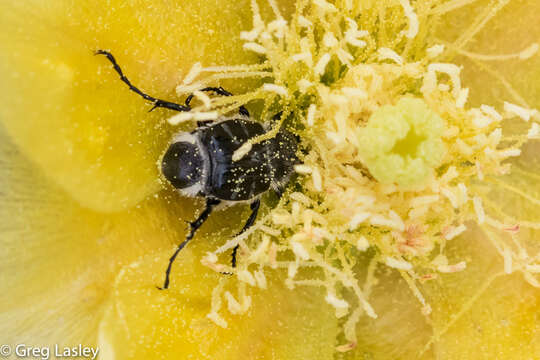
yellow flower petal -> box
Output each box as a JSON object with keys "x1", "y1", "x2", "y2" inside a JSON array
[
  {"x1": 0, "y1": 0, "x2": 287, "y2": 212},
  {"x1": 2, "y1": 0, "x2": 540, "y2": 359},
  {"x1": 437, "y1": 0, "x2": 540, "y2": 109},
  {"x1": 423, "y1": 229, "x2": 540, "y2": 359},
  {"x1": 0, "y1": 125, "x2": 196, "y2": 345},
  {"x1": 97, "y1": 249, "x2": 338, "y2": 360}
]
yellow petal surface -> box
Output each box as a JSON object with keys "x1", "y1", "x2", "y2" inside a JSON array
[
  {"x1": 338, "y1": 2, "x2": 540, "y2": 359},
  {"x1": 0, "y1": 124, "x2": 196, "y2": 345},
  {"x1": 341, "y1": 1, "x2": 540, "y2": 359},
  {"x1": 425, "y1": 2, "x2": 540, "y2": 358},
  {"x1": 1, "y1": 120, "x2": 336, "y2": 358},
  {"x1": 439, "y1": 0, "x2": 540, "y2": 109},
  {"x1": 98, "y1": 249, "x2": 338, "y2": 360},
  {"x1": 0, "y1": 0, "x2": 290, "y2": 212},
  {"x1": 2, "y1": 0, "x2": 540, "y2": 359},
  {"x1": 423, "y1": 228, "x2": 540, "y2": 359}
]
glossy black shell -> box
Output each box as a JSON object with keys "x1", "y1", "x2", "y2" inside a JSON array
[{"x1": 196, "y1": 118, "x2": 297, "y2": 201}]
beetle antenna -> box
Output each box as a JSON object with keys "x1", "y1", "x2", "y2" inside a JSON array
[{"x1": 95, "y1": 50, "x2": 191, "y2": 113}]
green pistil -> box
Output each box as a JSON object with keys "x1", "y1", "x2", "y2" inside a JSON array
[{"x1": 357, "y1": 97, "x2": 446, "y2": 187}]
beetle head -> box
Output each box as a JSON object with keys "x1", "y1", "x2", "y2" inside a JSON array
[{"x1": 161, "y1": 141, "x2": 203, "y2": 189}]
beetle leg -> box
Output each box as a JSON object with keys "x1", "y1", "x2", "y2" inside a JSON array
[
  {"x1": 184, "y1": 93, "x2": 195, "y2": 108},
  {"x1": 196, "y1": 120, "x2": 214, "y2": 127},
  {"x1": 95, "y1": 50, "x2": 191, "y2": 113},
  {"x1": 272, "y1": 111, "x2": 283, "y2": 122},
  {"x1": 200, "y1": 86, "x2": 233, "y2": 96},
  {"x1": 182, "y1": 94, "x2": 213, "y2": 126},
  {"x1": 238, "y1": 107, "x2": 250, "y2": 117},
  {"x1": 230, "y1": 245, "x2": 240, "y2": 269},
  {"x1": 230, "y1": 198, "x2": 261, "y2": 268},
  {"x1": 200, "y1": 87, "x2": 250, "y2": 117},
  {"x1": 158, "y1": 197, "x2": 221, "y2": 290}
]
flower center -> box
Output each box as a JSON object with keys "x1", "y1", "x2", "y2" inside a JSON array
[{"x1": 391, "y1": 130, "x2": 426, "y2": 158}]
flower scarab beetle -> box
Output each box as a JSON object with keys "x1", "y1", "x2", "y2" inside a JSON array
[{"x1": 96, "y1": 50, "x2": 298, "y2": 289}]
